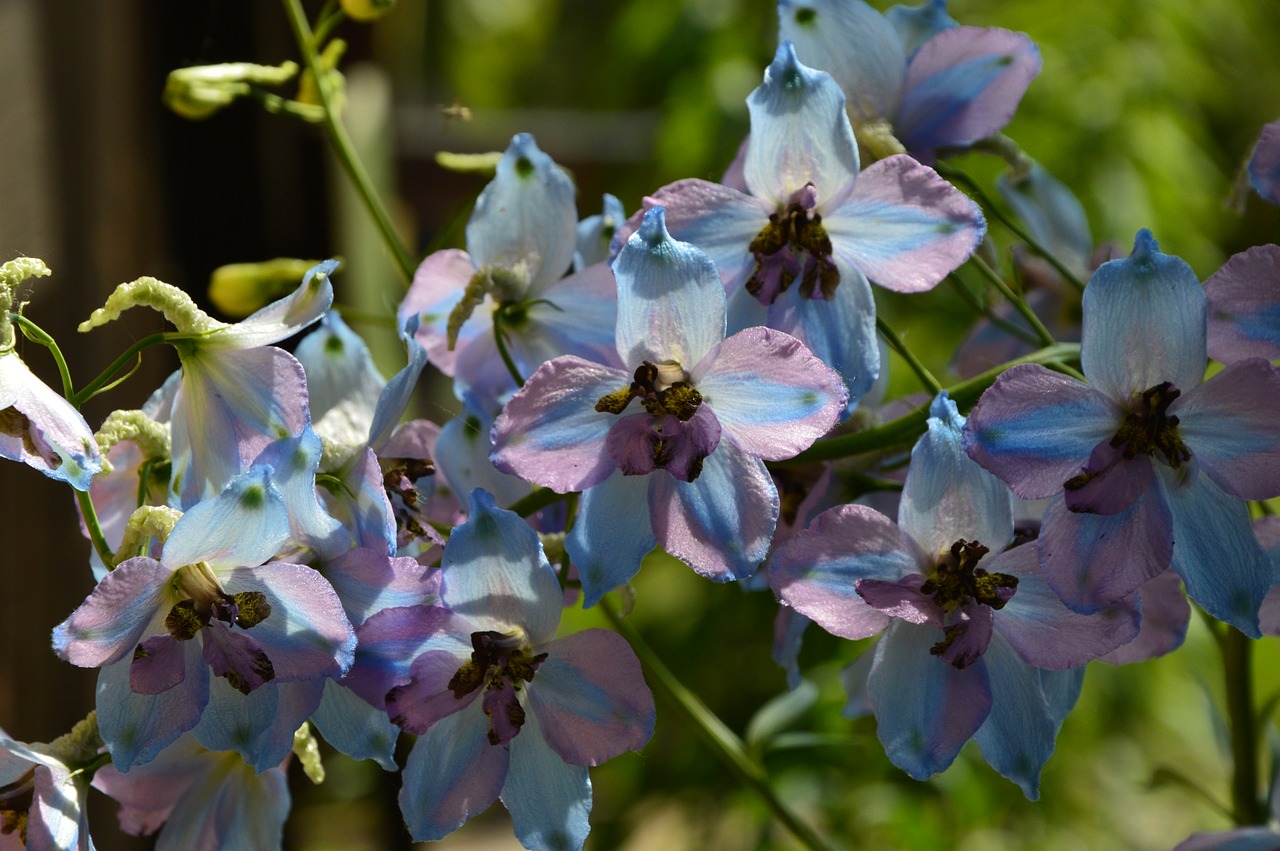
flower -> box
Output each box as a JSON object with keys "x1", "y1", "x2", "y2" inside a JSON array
[
  {"x1": 640, "y1": 43, "x2": 984, "y2": 410},
  {"x1": 492, "y1": 207, "x2": 847, "y2": 604},
  {"x1": 771, "y1": 393, "x2": 1138, "y2": 796},
  {"x1": 0, "y1": 718, "x2": 98, "y2": 851},
  {"x1": 964, "y1": 230, "x2": 1280, "y2": 635},
  {"x1": 1248, "y1": 119, "x2": 1280, "y2": 205},
  {"x1": 346, "y1": 490, "x2": 655, "y2": 849},
  {"x1": 1204, "y1": 243, "x2": 1280, "y2": 364}
]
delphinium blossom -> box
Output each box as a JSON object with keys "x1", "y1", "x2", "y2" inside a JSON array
[
  {"x1": 78, "y1": 260, "x2": 335, "y2": 508},
  {"x1": 0, "y1": 258, "x2": 102, "y2": 491},
  {"x1": 398, "y1": 133, "x2": 619, "y2": 408},
  {"x1": 1248, "y1": 119, "x2": 1280, "y2": 205},
  {"x1": 964, "y1": 230, "x2": 1280, "y2": 635},
  {"x1": 640, "y1": 42, "x2": 984, "y2": 410},
  {"x1": 0, "y1": 717, "x2": 99, "y2": 851},
  {"x1": 53, "y1": 466, "x2": 356, "y2": 771},
  {"x1": 777, "y1": 0, "x2": 1041, "y2": 162},
  {"x1": 1203, "y1": 243, "x2": 1280, "y2": 364},
  {"x1": 492, "y1": 207, "x2": 847, "y2": 605},
  {"x1": 771, "y1": 393, "x2": 1139, "y2": 796},
  {"x1": 346, "y1": 490, "x2": 655, "y2": 849}
]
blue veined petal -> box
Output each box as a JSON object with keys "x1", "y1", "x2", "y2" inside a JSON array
[
  {"x1": 399, "y1": 700, "x2": 509, "y2": 842},
  {"x1": 970, "y1": 632, "x2": 1057, "y2": 800},
  {"x1": 651, "y1": 442, "x2": 778, "y2": 582},
  {"x1": 206, "y1": 259, "x2": 335, "y2": 349},
  {"x1": 744, "y1": 42, "x2": 860, "y2": 207},
  {"x1": 345, "y1": 605, "x2": 472, "y2": 711},
  {"x1": 770, "y1": 503, "x2": 921, "y2": 641},
  {"x1": 501, "y1": 708, "x2": 592, "y2": 851},
  {"x1": 886, "y1": 0, "x2": 958, "y2": 56},
  {"x1": 368, "y1": 315, "x2": 429, "y2": 452},
  {"x1": 777, "y1": 0, "x2": 907, "y2": 124},
  {"x1": 96, "y1": 645, "x2": 209, "y2": 772},
  {"x1": 896, "y1": 27, "x2": 1041, "y2": 156},
  {"x1": 613, "y1": 208, "x2": 727, "y2": 371},
  {"x1": 566, "y1": 471, "x2": 657, "y2": 608},
  {"x1": 899, "y1": 392, "x2": 1014, "y2": 560},
  {"x1": 691, "y1": 326, "x2": 846, "y2": 460},
  {"x1": 867, "y1": 620, "x2": 992, "y2": 780},
  {"x1": 251, "y1": 427, "x2": 350, "y2": 560},
  {"x1": 507, "y1": 261, "x2": 624, "y2": 377},
  {"x1": 162, "y1": 465, "x2": 290, "y2": 572},
  {"x1": 1205, "y1": 245, "x2": 1280, "y2": 363},
  {"x1": 442, "y1": 489, "x2": 563, "y2": 644},
  {"x1": 294, "y1": 310, "x2": 385, "y2": 436},
  {"x1": 824, "y1": 154, "x2": 984, "y2": 293},
  {"x1": 467, "y1": 134, "x2": 577, "y2": 297},
  {"x1": 1081, "y1": 229, "x2": 1208, "y2": 401},
  {"x1": 53, "y1": 557, "x2": 172, "y2": 668},
  {"x1": 767, "y1": 259, "x2": 878, "y2": 413},
  {"x1": 1160, "y1": 466, "x2": 1269, "y2": 638},
  {"x1": 997, "y1": 162, "x2": 1093, "y2": 276},
  {"x1": 575, "y1": 193, "x2": 627, "y2": 270},
  {"x1": 310, "y1": 679, "x2": 400, "y2": 771},
  {"x1": 0, "y1": 352, "x2": 103, "y2": 491},
  {"x1": 642, "y1": 180, "x2": 770, "y2": 294},
  {"x1": 193, "y1": 678, "x2": 323, "y2": 772}
]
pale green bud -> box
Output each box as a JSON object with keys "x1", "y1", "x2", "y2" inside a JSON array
[
  {"x1": 114, "y1": 504, "x2": 183, "y2": 566},
  {"x1": 209, "y1": 258, "x2": 328, "y2": 318},
  {"x1": 341, "y1": 0, "x2": 397, "y2": 21},
  {"x1": 163, "y1": 61, "x2": 300, "y2": 120},
  {"x1": 80, "y1": 277, "x2": 226, "y2": 336},
  {"x1": 292, "y1": 722, "x2": 326, "y2": 784},
  {"x1": 94, "y1": 410, "x2": 170, "y2": 474}
]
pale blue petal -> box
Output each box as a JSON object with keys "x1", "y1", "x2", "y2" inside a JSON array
[
  {"x1": 436, "y1": 404, "x2": 530, "y2": 509},
  {"x1": 868, "y1": 620, "x2": 992, "y2": 779},
  {"x1": 443, "y1": 489, "x2": 563, "y2": 644},
  {"x1": 642, "y1": 180, "x2": 770, "y2": 293},
  {"x1": 840, "y1": 650, "x2": 874, "y2": 718},
  {"x1": 467, "y1": 134, "x2": 577, "y2": 296},
  {"x1": 576, "y1": 193, "x2": 626, "y2": 270},
  {"x1": 886, "y1": 0, "x2": 958, "y2": 56},
  {"x1": 1038, "y1": 667, "x2": 1085, "y2": 729},
  {"x1": 251, "y1": 427, "x2": 350, "y2": 560},
  {"x1": 744, "y1": 42, "x2": 860, "y2": 207},
  {"x1": 503, "y1": 260, "x2": 624, "y2": 377},
  {"x1": 333, "y1": 447, "x2": 396, "y2": 554},
  {"x1": 323, "y1": 547, "x2": 440, "y2": 627},
  {"x1": 96, "y1": 645, "x2": 209, "y2": 771},
  {"x1": 153, "y1": 753, "x2": 289, "y2": 851},
  {"x1": 0, "y1": 353, "x2": 103, "y2": 491},
  {"x1": 613, "y1": 207, "x2": 727, "y2": 370},
  {"x1": 311, "y1": 679, "x2": 400, "y2": 771},
  {"x1": 652, "y1": 443, "x2": 778, "y2": 582},
  {"x1": 399, "y1": 700, "x2": 508, "y2": 842},
  {"x1": 501, "y1": 709, "x2": 592, "y2": 851},
  {"x1": 1081, "y1": 229, "x2": 1207, "y2": 400},
  {"x1": 293, "y1": 310, "x2": 385, "y2": 425},
  {"x1": 971, "y1": 632, "x2": 1057, "y2": 800},
  {"x1": 162, "y1": 466, "x2": 290, "y2": 572},
  {"x1": 900, "y1": 392, "x2": 1014, "y2": 559},
  {"x1": 777, "y1": 0, "x2": 907, "y2": 123},
  {"x1": 194, "y1": 678, "x2": 323, "y2": 772},
  {"x1": 1248, "y1": 120, "x2": 1280, "y2": 206},
  {"x1": 1160, "y1": 466, "x2": 1269, "y2": 638},
  {"x1": 566, "y1": 471, "x2": 656, "y2": 608},
  {"x1": 208, "y1": 259, "x2": 335, "y2": 349},
  {"x1": 368, "y1": 316, "x2": 429, "y2": 452}
]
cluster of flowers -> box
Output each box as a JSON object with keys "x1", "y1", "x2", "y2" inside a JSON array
[{"x1": 6, "y1": 1, "x2": 1280, "y2": 849}]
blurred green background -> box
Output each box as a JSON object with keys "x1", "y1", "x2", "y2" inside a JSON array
[{"x1": 3, "y1": 0, "x2": 1280, "y2": 849}]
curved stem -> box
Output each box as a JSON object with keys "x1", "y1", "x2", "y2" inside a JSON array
[
  {"x1": 281, "y1": 0, "x2": 417, "y2": 285},
  {"x1": 1220, "y1": 626, "x2": 1265, "y2": 825},
  {"x1": 876, "y1": 316, "x2": 942, "y2": 396},
  {"x1": 946, "y1": 273, "x2": 1040, "y2": 346},
  {"x1": 12, "y1": 314, "x2": 75, "y2": 399},
  {"x1": 967, "y1": 254, "x2": 1057, "y2": 348},
  {"x1": 936, "y1": 163, "x2": 1086, "y2": 292},
  {"x1": 77, "y1": 490, "x2": 115, "y2": 570},
  {"x1": 599, "y1": 598, "x2": 837, "y2": 851},
  {"x1": 491, "y1": 305, "x2": 527, "y2": 388},
  {"x1": 72, "y1": 331, "x2": 170, "y2": 407},
  {"x1": 781, "y1": 343, "x2": 1080, "y2": 465}
]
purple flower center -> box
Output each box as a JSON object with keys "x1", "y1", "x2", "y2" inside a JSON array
[
  {"x1": 1107, "y1": 381, "x2": 1190, "y2": 468},
  {"x1": 921, "y1": 539, "x2": 1018, "y2": 666},
  {"x1": 163, "y1": 589, "x2": 272, "y2": 641},
  {"x1": 746, "y1": 184, "x2": 838, "y2": 305},
  {"x1": 381, "y1": 456, "x2": 438, "y2": 545},
  {"x1": 449, "y1": 630, "x2": 548, "y2": 746},
  {"x1": 595, "y1": 361, "x2": 722, "y2": 482}
]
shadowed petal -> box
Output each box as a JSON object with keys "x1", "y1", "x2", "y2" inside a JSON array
[
  {"x1": 886, "y1": 0, "x2": 958, "y2": 56},
  {"x1": 163, "y1": 466, "x2": 290, "y2": 571},
  {"x1": 1206, "y1": 244, "x2": 1280, "y2": 363},
  {"x1": 346, "y1": 605, "x2": 471, "y2": 709},
  {"x1": 385, "y1": 650, "x2": 474, "y2": 735},
  {"x1": 1101, "y1": 571, "x2": 1190, "y2": 664},
  {"x1": 324, "y1": 547, "x2": 440, "y2": 627},
  {"x1": 0, "y1": 353, "x2": 102, "y2": 490},
  {"x1": 971, "y1": 632, "x2": 1056, "y2": 800},
  {"x1": 294, "y1": 310, "x2": 385, "y2": 425},
  {"x1": 825, "y1": 155, "x2": 984, "y2": 293},
  {"x1": 130, "y1": 634, "x2": 187, "y2": 695},
  {"x1": 857, "y1": 576, "x2": 940, "y2": 625},
  {"x1": 1061, "y1": 440, "x2": 1153, "y2": 516},
  {"x1": 209, "y1": 259, "x2": 334, "y2": 348},
  {"x1": 310, "y1": 679, "x2": 401, "y2": 770},
  {"x1": 193, "y1": 678, "x2": 323, "y2": 771},
  {"x1": 640, "y1": 180, "x2": 769, "y2": 292},
  {"x1": 566, "y1": 471, "x2": 657, "y2": 608},
  {"x1": 54, "y1": 556, "x2": 171, "y2": 668},
  {"x1": 96, "y1": 645, "x2": 209, "y2": 771},
  {"x1": 1248, "y1": 120, "x2": 1280, "y2": 205},
  {"x1": 501, "y1": 709, "x2": 591, "y2": 851},
  {"x1": 399, "y1": 248, "x2": 477, "y2": 377},
  {"x1": 691, "y1": 327, "x2": 846, "y2": 459},
  {"x1": 1173, "y1": 359, "x2": 1280, "y2": 499}
]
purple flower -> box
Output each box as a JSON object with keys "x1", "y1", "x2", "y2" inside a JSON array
[
  {"x1": 0, "y1": 725, "x2": 94, "y2": 850},
  {"x1": 492, "y1": 207, "x2": 847, "y2": 604},
  {"x1": 640, "y1": 43, "x2": 983, "y2": 410},
  {"x1": 1248, "y1": 119, "x2": 1280, "y2": 205},
  {"x1": 0, "y1": 351, "x2": 102, "y2": 492},
  {"x1": 53, "y1": 466, "x2": 356, "y2": 770},
  {"x1": 771, "y1": 393, "x2": 1138, "y2": 796},
  {"x1": 347, "y1": 490, "x2": 655, "y2": 849},
  {"x1": 964, "y1": 230, "x2": 1280, "y2": 635},
  {"x1": 1204, "y1": 243, "x2": 1280, "y2": 364}
]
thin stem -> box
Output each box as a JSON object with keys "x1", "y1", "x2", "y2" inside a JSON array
[
  {"x1": 946, "y1": 273, "x2": 1040, "y2": 346},
  {"x1": 72, "y1": 332, "x2": 169, "y2": 407},
  {"x1": 781, "y1": 342, "x2": 1080, "y2": 465},
  {"x1": 876, "y1": 316, "x2": 942, "y2": 396},
  {"x1": 967, "y1": 254, "x2": 1057, "y2": 348},
  {"x1": 77, "y1": 490, "x2": 115, "y2": 569},
  {"x1": 12, "y1": 314, "x2": 75, "y2": 399},
  {"x1": 509, "y1": 487, "x2": 566, "y2": 518},
  {"x1": 599, "y1": 598, "x2": 837, "y2": 851},
  {"x1": 491, "y1": 306, "x2": 527, "y2": 388},
  {"x1": 1220, "y1": 626, "x2": 1266, "y2": 825},
  {"x1": 936, "y1": 163, "x2": 1086, "y2": 292},
  {"x1": 281, "y1": 0, "x2": 417, "y2": 285}
]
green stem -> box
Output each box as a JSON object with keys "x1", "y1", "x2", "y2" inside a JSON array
[
  {"x1": 599, "y1": 599, "x2": 837, "y2": 851},
  {"x1": 72, "y1": 331, "x2": 169, "y2": 407},
  {"x1": 967, "y1": 254, "x2": 1057, "y2": 348},
  {"x1": 509, "y1": 487, "x2": 566, "y2": 518},
  {"x1": 936, "y1": 163, "x2": 1086, "y2": 292},
  {"x1": 946, "y1": 273, "x2": 1040, "y2": 346},
  {"x1": 1219, "y1": 626, "x2": 1265, "y2": 825},
  {"x1": 492, "y1": 306, "x2": 527, "y2": 388},
  {"x1": 281, "y1": 0, "x2": 417, "y2": 285},
  {"x1": 77, "y1": 489, "x2": 115, "y2": 569},
  {"x1": 12, "y1": 314, "x2": 75, "y2": 399},
  {"x1": 876, "y1": 316, "x2": 942, "y2": 396},
  {"x1": 782, "y1": 343, "x2": 1080, "y2": 465}
]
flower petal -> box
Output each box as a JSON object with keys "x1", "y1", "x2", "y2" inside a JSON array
[
  {"x1": 0, "y1": 353, "x2": 102, "y2": 491},
  {"x1": 1080, "y1": 229, "x2": 1207, "y2": 400},
  {"x1": 1205, "y1": 244, "x2": 1280, "y2": 363},
  {"x1": 1248, "y1": 119, "x2": 1280, "y2": 205},
  {"x1": 885, "y1": 0, "x2": 958, "y2": 56},
  {"x1": 868, "y1": 619, "x2": 992, "y2": 780},
  {"x1": 565, "y1": 470, "x2": 657, "y2": 608},
  {"x1": 208, "y1": 259, "x2": 334, "y2": 348},
  {"x1": 346, "y1": 605, "x2": 471, "y2": 709},
  {"x1": 500, "y1": 709, "x2": 592, "y2": 851},
  {"x1": 162, "y1": 465, "x2": 290, "y2": 572},
  {"x1": 528, "y1": 628, "x2": 655, "y2": 765},
  {"x1": 385, "y1": 650, "x2": 474, "y2": 735},
  {"x1": 691, "y1": 327, "x2": 845, "y2": 459},
  {"x1": 744, "y1": 42, "x2": 860, "y2": 207},
  {"x1": 825, "y1": 154, "x2": 984, "y2": 293},
  {"x1": 640, "y1": 180, "x2": 769, "y2": 292},
  {"x1": 770, "y1": 503, "x2": 921, "y2": 640},
  {"x1": 310, "y1": 679, "x2": 401, "y2": 770},
  {"x1": 53, "y1": 556, "x2": 171, "y2": 668},
  {"x1": 896, "y1": 26, "x2": 1041, "y2": 155},
  {"x1": 294, "y1": 310, "x2": 386, "y2": 425},
  {"x1": 491, "y1": 356, "x2": 629, "y2": 493},
  {"x1": 970, "y1": 632, "x2": 1057, "y2": 800},
  {"x1": 398, "y1": 248, "x2": 477, "y2": 377},
  {"x1": 96, "y1": 645, "x2": 209, "y2": 771},
  {"x1": 963, "y1": 364, "x2": 1119, "y2": 500},
  {"x1": 651, "y1": 443, "x2": 777, "y2": 582},
  {"x1": 1100, "y1": 571, "x2": 1190, "y2": 664},
  {"x1": 324, "y1": 547, "x2": 440, "y2": 627},
  {"x1": 193, "y1": 677, "x2": 323, "y2": 771}
]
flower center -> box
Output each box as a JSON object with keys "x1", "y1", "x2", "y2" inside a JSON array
[
  {"x1": 164, "y1": 563, "x2": 272, "y2": 640},
  {"x1": 921, "y1": 539, "x2": 1018, "y2": 663},
  {"x1": 595, "y1": 361, "x2": 702, "y2": 420},
  {"x1": 746, "y1": 185, "x2": 838, "y2": 306},
  {"x1": 1106, "y1": 381, "x2": 1190, "y2": 467},
  {"x1": 449, "y1": 630, "x2": 548, "y2": 746}
]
